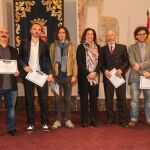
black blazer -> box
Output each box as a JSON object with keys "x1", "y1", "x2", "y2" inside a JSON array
[
  {"x1": 101, "y1": 43, "x2": 129, "y2": 82},
  {"x1": 19, "y1": 39, "x2": 53, "y2": 78},
  {"x1": 0, "y1": 46, "x2": 19, "y2": 90}
]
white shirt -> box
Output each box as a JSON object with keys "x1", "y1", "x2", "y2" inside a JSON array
[
  {"x1": 138, "y1": 42, "x2": 146, "y2": 61},
  {"x1": 28, "y1": 41, "x2": 40, "y2": 70},
  {"x1": 108, "y1": 43, "x2": 115, "y2": 51}
]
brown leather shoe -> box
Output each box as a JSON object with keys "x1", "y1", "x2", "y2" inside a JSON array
[{"x1": 128, "y1": 121, "x2": 137, "y2": 127}]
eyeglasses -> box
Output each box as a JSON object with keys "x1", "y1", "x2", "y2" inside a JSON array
[{"x1": 137, "y1": 33, "x2": 147, "y2": 36}]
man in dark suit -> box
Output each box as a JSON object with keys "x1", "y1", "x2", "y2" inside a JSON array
[
  {"x1": 101, "y1": 30, "x2": 129, "y2": 127},
  {"x1": 19, "y1": 23, "x2": 53, "y2": 133},
  {"x1": 0, "y1": 27, "x2": 19, "y2": 136}
]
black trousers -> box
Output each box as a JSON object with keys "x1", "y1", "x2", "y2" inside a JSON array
[
  {"x1": 79, "y1": 80, "x2": 99, "y2": 125},
  {"x1": 104, "y1": 80, "x2": 127, "y2": 123},
  {"x1": 24, "y1": 79, "x2": 49, "y2": 125}
]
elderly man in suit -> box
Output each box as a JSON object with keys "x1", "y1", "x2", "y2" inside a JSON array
[
  {"x1": 128, "y1": 26, "x2": 150, "y2": 127},
  {"x1": 101, "y1": 30, "x2": 129, "y2": 127}
]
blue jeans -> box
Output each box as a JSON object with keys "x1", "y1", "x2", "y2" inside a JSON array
[
  {"x1": 130, "y1": 82, "x2": 150, "y2": 122},
  {"x1": 0, "y1": 90, "x2": 17, "y2": 131}
]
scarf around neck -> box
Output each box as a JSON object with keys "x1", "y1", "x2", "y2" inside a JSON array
[
  {"x1": 83, "y1": 41, "x2": 99, "y2": 85},
  {"x1": 55, "y1": 40, "x2": 68, "y2": 73}
]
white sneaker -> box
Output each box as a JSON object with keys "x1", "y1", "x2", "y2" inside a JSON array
[
  {"x1": 65, "y1": 120, "x2": 75, "y2": 129},
  {"x1": 26, "y1": 125, "x2": 34, "y2": 133},
  {"x1": 42, "y1": 124, "x2": 50, "y2": 131},
  {"x1": 51, "y1": 120, "x2": 61, "y2": 129}
]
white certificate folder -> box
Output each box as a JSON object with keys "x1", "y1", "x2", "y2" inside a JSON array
[
  {"x1": 50, "y1": 80, "x2": 59, "y2": 95},
  {"x1": 140, "y1": 76, "x2": 150, "y2": 89},
  {"x1": 0, "y1": 59, "x2": 17, "y2": 74},
  {"x1": 108, "y1": 68, "x2": 126, "y2": 88},
  {"x1": 26, "y1": 69, "x2": 48, "y2": 87}
]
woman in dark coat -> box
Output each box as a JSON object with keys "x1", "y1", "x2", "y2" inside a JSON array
[{"x1": 77, "y1": 28, "x2": 102, "y2": 127}]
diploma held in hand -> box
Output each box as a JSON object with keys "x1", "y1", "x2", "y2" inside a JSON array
[
  {"x1": 26, "y1": 69, "x2": 48, "y2": 87},
  {"x1": 50, "y1": 80, "x2": 59, "y2": 95},
  {"x1": 108, "y1": 68, "x2": 126, "y2": 88},
  {"x1": 0, "y1": 59, "x2": 17, "y2": 74},
  {"x1": 140, "y1": 76, "x2": 150, "y2": 89}
]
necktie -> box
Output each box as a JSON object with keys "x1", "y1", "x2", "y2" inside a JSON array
[{"x1": 110, "y1": 45, "x2": 113, "y2": 55}]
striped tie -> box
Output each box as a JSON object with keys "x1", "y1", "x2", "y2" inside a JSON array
[{"x1": 110, "y1": 45, "x2": 113, "y2": 55}]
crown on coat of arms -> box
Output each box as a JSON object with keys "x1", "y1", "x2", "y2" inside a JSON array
[{"x1": 30, "y1": 18, "x2": 47, "y2": 27}]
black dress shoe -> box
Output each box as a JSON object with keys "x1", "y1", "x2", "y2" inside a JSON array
[
  {"x1": 91, "y1": 122, "x2": 99, "y2": 127},
  {"x1": 120, "y1": 122, "x2": 129, "y2": 128},
  {"x1": 82, "y1": 123, "x2": 88, "y2": 128},
  {"x1": 8, "y1": 129, "x2": 19, "y2": 136},
  {"x1": 106, "y1": 120, "x2": 114, "y2": 126}
]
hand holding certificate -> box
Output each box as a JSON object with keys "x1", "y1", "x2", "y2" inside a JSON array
[
  {"x1": 0, "y1": 59, "x2": 17, "y2": 74},
  {"x1": 49, "y1": 80, "x2": 59, "y2": 95},
  {"x1": 108, "y1": 68, "x2": 126, "y2": 88},
  {"x1": 140, "y1": 76, "x2": 150, "y2": 89},
  {"x1": 26, "y1": 69, "x2": 48, "y2": 87}
]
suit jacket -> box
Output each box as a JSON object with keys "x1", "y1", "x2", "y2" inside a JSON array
[
  {"x1": 101, "y1": 43, "x2": 129, "y2": 83},
  {"x1": 0, "y1": 46, "x2": 19, "y2": 90},
  {"x1": 19, "y1": 39, "x2": 53, "y2": 78},
  {"x1": 128, "y1": 42, "x2": 150, "y2": 83}
]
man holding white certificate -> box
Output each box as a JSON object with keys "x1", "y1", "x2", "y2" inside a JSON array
[
  {"x1": 101, "y1": 31, "x2": 129, "y2": 127},
  {"x1": 128, "y1": 26, "x2": 150, "y2": 127},
  {"x1": 19, "y1": 23, "x2": 53, "y2": 133},
  {"x1": 0, "y1": 27, "x2": 19, "y2": 136}
]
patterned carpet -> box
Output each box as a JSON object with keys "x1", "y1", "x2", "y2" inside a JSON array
[{"x1": 0, "y1": 112, "x2": 150, "y2": 150}]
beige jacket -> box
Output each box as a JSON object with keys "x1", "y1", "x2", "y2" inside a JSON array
[
  {"x1": 128, "y1": 42, "x2": 150, "y2": 83},
  {"x1": 49, "y1": 41, "x2": 77, "y2": 78}
]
